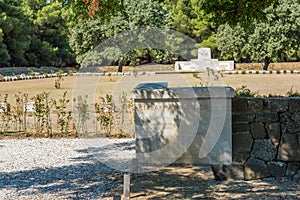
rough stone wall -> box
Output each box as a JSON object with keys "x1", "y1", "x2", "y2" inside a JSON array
[{"x1": 214, "y1": 97, "x2": 300, "y2": 181}]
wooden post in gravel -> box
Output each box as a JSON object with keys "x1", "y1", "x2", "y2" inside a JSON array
[{"x1": 123, "y1": 173, "x2": 130, "y2": 200}]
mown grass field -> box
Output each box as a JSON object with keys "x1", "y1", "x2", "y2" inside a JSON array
[{"x1": 1, "y1": 73, "x2": 299, "y2": 101}]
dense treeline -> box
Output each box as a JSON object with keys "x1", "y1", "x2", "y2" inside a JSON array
[
  {"x1": 0, "y1": 0, "x2": 298, "y2": 69},
  {"x1": 0, "y1": 0, "x2": 75, "y2": 67}
]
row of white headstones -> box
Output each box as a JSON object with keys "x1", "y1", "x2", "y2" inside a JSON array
[
  {"x1": 0, "y1": 73, "x2": 68, "y2": 82},
  {"x1": 72, "y1": 71, "x2": 156, "y2": 76},
  {"x1": 0, "y1": 101, "x2": 35, "y2": 113}
]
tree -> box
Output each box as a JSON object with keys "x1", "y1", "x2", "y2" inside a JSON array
[
  {"x1": 0, "y1": 28, "x2": 10, "y2": 66},
  {"x1": 217, "y1": 24, "x2": 247, "y2": 62},
  {"x1": 33, "y1": 2, "x2": 75, "y2": 66},
  {"x1": 163, "y1": 0, "x2": 218, "y2": 57},
  {"x1": 20, "y1": 1, "x2": 76, "y2": 67},
  {"x1": 217, "y1": 0, "x2": 300, "y2": 70},
  {"x1": 58, "y1": 0, "x2": 123, "y2": 23},
  {"x1": 69, "y1": 0, "x2": 174, "y2": 67},
  {"x1": 0, "y1": 0, "x2": 32, "y2": 66},
  {"x1": 200, "y1": 0, "x2": 278, "y2": 27}
]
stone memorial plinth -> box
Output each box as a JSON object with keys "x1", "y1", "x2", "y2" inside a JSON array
[
  {"x1": 174, "y1": 48, "x2": 234, "y2": 71},
  {"x1": 133, "y1": 82, "x2": 234, "y2": 167}
]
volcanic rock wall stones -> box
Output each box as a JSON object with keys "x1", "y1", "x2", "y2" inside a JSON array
[{"x1": 229, "y1": 97, "x2": 300, "y2": 180}]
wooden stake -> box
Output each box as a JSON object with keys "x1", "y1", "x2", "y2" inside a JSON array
[{"x1": 123, "y1": 173, "x2": 130, "y2": 200}]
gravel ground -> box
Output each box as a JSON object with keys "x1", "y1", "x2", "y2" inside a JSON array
[
  {"x1": 0, "y1": 138, "x2": 135, "y2": 199},
  {"x1": 1, "y1": 139, "x2": 299, "y2": 199}
]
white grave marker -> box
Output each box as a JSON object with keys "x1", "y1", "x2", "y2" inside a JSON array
[{"x1": 25, "y1": 102, "x2": 35, "y2": 112}]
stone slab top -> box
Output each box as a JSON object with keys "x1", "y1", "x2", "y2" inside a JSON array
[
  {"x1": 133, "y1": 82, "x2": 168, "y2": 90},
  {"x1": 132, "y1": 82, "x2": 234, "y2": 100}
]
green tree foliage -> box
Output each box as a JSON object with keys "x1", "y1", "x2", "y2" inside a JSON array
[
  {"x1": 58, "y1": 0, "x2": 123, "y2": 23},
  {"x1": 163, "y1": 0, "x2": 217, "y2": 56},
  {"x1": 32, "y1": 2, "x2": 75, "y2": 66},
  {"x1": 200, "y1": 0, "x2": 277, "y2": 27},
  {"x1": 0, "y1": 29, "x2": 10, "y2": 65},
  {"x1": 217, "y1": 0, "x2": 300, "y2": 69},
  {"x1": 0, "y1": 0, "x2": 31, "y2": 66},
  {"x1": 0, "y1": 0, "x2": 75, "y2": 67},
  {"x1": 217, "y1": 24, "x2": 247, "y2": 62},
  {"x1": 69, "y1": 0, "x2": 174, "y2": 66}
]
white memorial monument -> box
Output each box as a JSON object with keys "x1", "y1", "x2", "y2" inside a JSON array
[{"x1": 175, "y1": 48, "x2": 234, "y2": 71}]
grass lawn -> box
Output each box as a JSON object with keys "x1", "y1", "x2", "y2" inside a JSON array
[{"x1": 0, "y1": 73, "x2": 299, "y2": 102}]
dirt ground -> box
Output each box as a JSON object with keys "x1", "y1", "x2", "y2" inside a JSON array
[
  {"x1": 112, "y1": 165, "x2": 299, "y2": 199},
  {"x1": 235, "y1": 62, "x2": 300, "y2": 70}
]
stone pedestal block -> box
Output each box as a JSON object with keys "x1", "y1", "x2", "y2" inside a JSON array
[{"x1": 133, "y1": 83, "x2": 234, "y2": 168}]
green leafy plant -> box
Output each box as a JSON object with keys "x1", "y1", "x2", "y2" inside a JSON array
[
  {"x1": 54, "y1": 70, "x2": 64, "y2": 89},
  {"x1": 234, "y1": 85, "x2": 259, "y2": 97},
  {"x1": 132, "y1": 68, "x2": 138, "y2": 77},
  {"x1": 192, "y1": 68, "x2": 220, "y2": 87},
  {"x1": 52, "y1": 91, "x2": 74, "y2": 137},
  {"x1": 0, "y1": 94, "x2": 12, "y2": 133},
  {"x1": 12, "y1": 93, "x2": 28, "y2": 133},
  {"x1": 32, "y1": 92, "x2": 52, "y2": 136},
  {"x1": 28, "y1": 71, "x2": 36, "y2": 76},
  {"x1": 286, "y1": 86, "x2": 300, "y2": 97},
  {"x1": 74, "y1": 95, "x2": 90, "y2": 134},
  {"x1": 95, "y1": 94, "x2": 114, "y2": 136},
  {"x1": 119, "y1": 91, "x2": 131, "y2": 132},
  {"x1": 192, "y1": 72, "x2": 201, "y2": 79}
]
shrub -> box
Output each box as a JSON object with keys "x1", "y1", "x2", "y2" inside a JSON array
[
  {"x1": 54, "y1": 70, "x2": 64, "y2": 89},
  {"x1": 286, "y1": 86, "x2": 300, "y2": 97},
  {"x1": 32, "y1": 92, "x2": 52, "y2": 136},
  {"x1": 234, "y1": 85, "x2": 259, "y2": 97},
  {"x1": 52, "y1": 91, "x2": 75, "y2": 137},
  {"x1": 0, "y1": 94, "x2": 12, "y2": 133},
  {"x1": 74, "y1": 95, "x2": 89, "y2": 134},
  {"x1": 95, "y1": 94, "x2": 114, "y2": 136},
  {"x1": 192, "y1": 72, "x2": 200, "y2": 79}
]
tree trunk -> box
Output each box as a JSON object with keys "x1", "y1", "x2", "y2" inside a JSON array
[
  {"x1": 263, "y1": 58, "x2": 270, "y2": 71},
  {"x1": 118, "y1": 64, "x2": 123, "y2": 72}
]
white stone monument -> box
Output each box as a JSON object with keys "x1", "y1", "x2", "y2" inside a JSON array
[{"x1": 174, "y1": 48, "x2": 234, "y2": 71}]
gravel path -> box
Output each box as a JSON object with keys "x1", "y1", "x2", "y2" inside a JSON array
[{"x1": 0, "y1": 138, "x2": 135, "y2": 199}]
